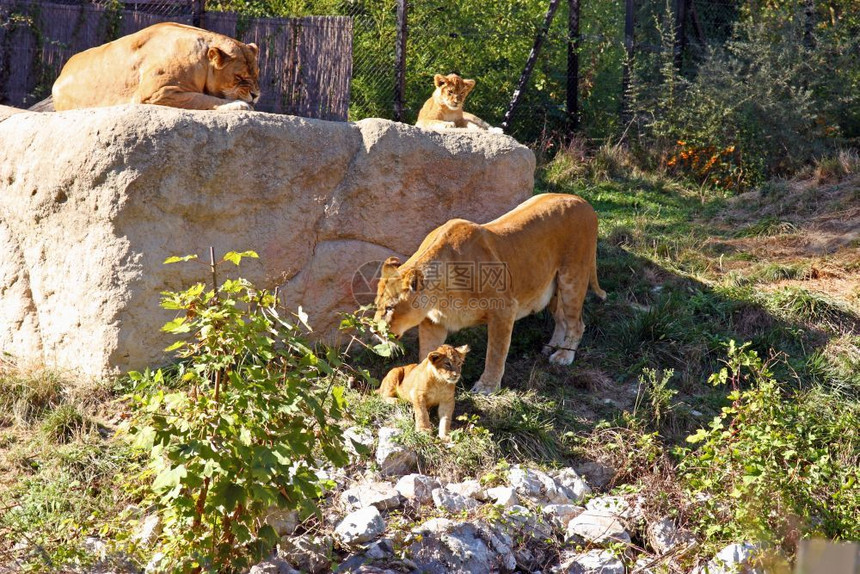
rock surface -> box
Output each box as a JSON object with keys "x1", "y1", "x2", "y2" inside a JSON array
[
  {"x1": 334, "y1": 506, "x2": 385, "y2": 546},
  {"x1": 376, "y1": 427, "x2": 418, "y2": 477},
  {"x1": 557, "y1": 549, "x2": 626, "y2": 574},
  {"x1": 566, "y1": 510, "x2": 631, "y2": 546},
  {"x1": 394, "y1": 474, "x2": 440, "y2": 504},
  {"x1": 0, "y1": 106, "x2": 534, "y2": 375}
]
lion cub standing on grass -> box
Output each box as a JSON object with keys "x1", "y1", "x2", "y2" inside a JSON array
[
  {"x1": 416, "y1": 73, "x2": 502, "y2": 133},
  {"x1": 378, "y1": 344, "x2": 470, "y2": 439}
]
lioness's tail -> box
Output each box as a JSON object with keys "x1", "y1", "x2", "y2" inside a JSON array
[{"x1": 590, "y1": 245, "x2": 606, "y2": 301}]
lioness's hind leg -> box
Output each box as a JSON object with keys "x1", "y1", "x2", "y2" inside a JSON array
[
  {"x1": 548, "y1": 271, "x2": 588, "y2": 366},
  {"x1": 542, "y1": 289, "x2": 567, "y2": 356}
]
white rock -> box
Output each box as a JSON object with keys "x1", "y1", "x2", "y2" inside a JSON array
[
  {"x1": 249, "y1": 558, "x2": 298, "y2": 574},
  {"x1": 376, "y1": 427, "x2": 418, "y2": 477},
  {"x1": 340, "y1": 481, "x2": 402, "y2": 512},
  {"x1": 394, "y1": 474, "x2": 440, "y2": 504},
  {"x1": 431, "y1": 487, "x2": 480, "y2": 513},
  {"x1": 410, "y1": 518, "x2": 515, "y2": 574},
  {"x1": 144, "y1": 552, "x2": 166, "y2": 573},
  {"x1": 0, "y1": 107, "x2": 534, "y2": 376},
  {"x1": 365, "y1": 538, "x2": 394, "y2": 560},
  {"x1": 334, "y1": 506, "x2": 386, "y2": 546},
  {"x1": 540, "y1": 504, "x2": 586, "y2": 529},
  {"x1": 646, "y1": 517, "x2": 696, "y2": 555},
  {"x1": 702, "y1": 543, "x2": 763, "y2": 574},
  {"x1": 278, "y1": 534, "x2": 333, "y2": 574},
  {"x1": 132, "y1": 513, "x2": 162, "y2": 546},
  {"x1": 445, "y1": 479, "x2": 487, "y2": 501},
  {"x1": 486, "y1": 486, "x2": 519, "y2": 507},
  {"x1": 263, "y1": 509, "x2": 300, "y2": 537},
  {"x1": 573, "y1": 461, "x2": 616, "y2": 490},
  {"x1": 585, "y1": 495, "x2": 630, "y2": 518},
  {"x1": 502, "y1": 505, "x2": 554, "y2": 542},
  {"x1": 343, "y1": 426, "x2": 374, "y2": 458},
  {"x1": 553, "y1": 468, "x2": 592, "y2": 504},
  {"x1": 83, "y1": 536, "x2": 106, "y2": 560},
  {"x1": 566, "y1": 510, "x2": 631, "y2": 546},
  {"x1": 557, "y1": 549, "x2": 625, "y2": 574}
]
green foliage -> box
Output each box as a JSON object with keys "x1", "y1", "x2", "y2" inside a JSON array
[
  {"x1": 679, "y1": 341, "x2": 860, "y2": 545},
  {"x1": 124, "y1": 252, "x2": 353, "y2": 572},
  {"x1": 634, "y1": 367, "x2": 677, "y2": 430}
]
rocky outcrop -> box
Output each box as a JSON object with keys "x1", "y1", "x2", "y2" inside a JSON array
[{"x1": 0, "y1": 105, "x2": 534, "y2": 376}]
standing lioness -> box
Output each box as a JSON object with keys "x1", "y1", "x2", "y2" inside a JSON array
[
  {"x1": 374, "y1": 193, "x2": 605, "y2": 394},
  {"x1": 52, "y1": 22, "x2": 260, "y2": 111}
]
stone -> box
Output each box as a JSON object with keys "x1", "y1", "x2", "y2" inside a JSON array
[
  {"x1": 646, "y1": 517, "x2": 696, "y2": 555},
  {"x1": 409, "y1": 518, "x2": 516, "y2": 574},
  {"x1": 264, "y1": 509, "x2": 300, "y2": 537},
  {"x1": 573, "y1": 461, "x2": 616, "y2": 490},
  {"x1": 334, "y1": 506, "x2": 386, "y2": 546},
  {"x1": 365, "y1": 538, "x2": 394, "y2": 560},
  {"x1": 557, "y1": 549, "x2": 625, "y2": 574},
  {"x1": 278, "y1": 534, "x2": 334, "y2": 574},
  {"x1": 486, "y1": 486, "x2": 519, "y2": 507},
  {"x1": 395, "y1": 473, "x2": 440, "y2": 504},
  {"x1": 376, "y1": 427, "x2": 417, "y2": 477},
  {"x1": 509, "y1": 465, "x2": 571, "y2": 504},
  {"x1": 444, "y1": 479, "x2": 487, "y2": 501},
  {"x1": 585, "y1": 496, "x2": 630, "y2": 518},
  {"x1": 340, "y1": 481, "x2": 402, "y2": 512},
  {"x1": 344, "y1": 426, "x2": 375, "y2": 458},
  {"x1": 701, "y1": 543, "x2": 763, "y2": 574},
  {"x1": 540, "y1": 504, "x2": 586, "y2": 530},
  {"x1": 0, "y1": 107, "x2": 534, "y2": 376},
  {"x1": 249, "y1": 558, "x2": 299, "y2": 574},
  {"x1": 565, "y1": 510, "x2": 631, "y2": 546},
  {"x1": 132, "y1": 513, "x2": 162, "y2": 546},
  {"x1": 500, "y1": 505, "x2": 554, "y2": 542},
  {"x1": 431, "y1": 487, "x2": 480, "y2": 513},
  {"x1": 553, "y1": 468, "x2": 592, "y2": 504}
]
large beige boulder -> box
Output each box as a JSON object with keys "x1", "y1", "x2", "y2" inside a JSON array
[{"x1": 0, "y1": 105, "x2": 533, "y2": 376}]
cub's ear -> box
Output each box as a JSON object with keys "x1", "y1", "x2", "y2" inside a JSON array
[
  {"x1": 381, "y1": 257, "x2": 401, "y2": 279},
  {"x1": 428, "y1": 351, "x2": 444, "y2": 365},
  {"x1": 462, "y1": 79, "x2": 476, "y2": 96},
  {"x1": 455, "y1": 344, "x2": 470, "y2": 356},
  {"x1": 247, "y1": 43, "x2": 259, "y2": 57},
  {"x1": 207, "y1": 46, "x2": 230, "y2": 69},
  {"x1": 434, "y1": 74, "x2": 448, "y2": 88},
  {"x1": 401, "y1": 268, "x2": 424, "y2": 292}
]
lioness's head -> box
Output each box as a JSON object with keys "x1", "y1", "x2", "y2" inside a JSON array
[
  {"x1": 373, "y1": 257, "x2": 430, "y2": 337},
  {"x1": 433, "y1": 73, "x2": 476, "y2": 111},
  {"x1": 207, "y1": 41, "x2": 261, "y2": 105},
  {"x1": 427, "y1": 344, "x2": 470, "y2": 385}
]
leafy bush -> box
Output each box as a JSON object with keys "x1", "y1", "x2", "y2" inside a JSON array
[
  {"x1": 124, "y1": 252, "x2": 354, "y2": 572},
  {"x1": 679, "y1": 341, "x2": 860, "y2": 547}
]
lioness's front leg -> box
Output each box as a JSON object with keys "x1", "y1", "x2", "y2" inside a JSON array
[
  {"x1": 471, "y1": 312, "x2": 515, "y2": 394},
  {"x1": 437, "y1": 396, "x2": 455, "y2": 439},
  {"x1": 139, "y1": 83, "x2": 252, "y2": 110},
  {"x1": 412, "y1": 397, "x2": 433, "y2": 433},
  {"x1": 419, "y1": 320, "x2": 447, "y2": 360}
]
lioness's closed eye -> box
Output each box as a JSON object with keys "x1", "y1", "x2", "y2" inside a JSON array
[
  {"x1": 415, "y1": 73, "x2": 502, "y2": 133},
  {"x1": 52, "y1": 22, "x2": 261, "y2": 112},
  {"x1": 378, "y1": 344, "x2": 470, "y2": 439}
]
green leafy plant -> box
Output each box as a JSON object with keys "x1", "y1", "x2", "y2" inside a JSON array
[
  {"x1": 680, "y1": 341, "x2": 860, "y2": 547},
  {"x1": 124, "y1": 251, "x2": 353, "y2": 572}
]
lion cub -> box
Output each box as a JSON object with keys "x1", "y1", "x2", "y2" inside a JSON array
[
  {"x1": 378, "y1": 344, "x2": 470, "y2": 439},
  {"x1": 416, "y1": 73, "x2": 502, "y2": 133}
]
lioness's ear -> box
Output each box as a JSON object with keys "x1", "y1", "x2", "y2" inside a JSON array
[
  {"x1": 463, "y1": 79, "x2": 476, "y2": 96},
  {"x1": 381, "y1": 257, "x2": 401, "y2": 279},
  {"x1": 434, "y1": 74, "x2": 447, "y2": 88},
  {"x1": 428, "y1": 351, "x2": 444, "y2": 365},
  {"x1": 247, "y1": 43, "x2": 259, "y2": 57},
  {"x1": 208, "y1": 46, "x2": 230, "y2": 69},
  {"x1": 456, "y1": 344, "x2": 470, "y2": 356},
  {"x1": 402, "y1": 268, "x2": 424, "y2": 292}
]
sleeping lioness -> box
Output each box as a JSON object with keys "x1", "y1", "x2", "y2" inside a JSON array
[
  {"x1": 378, "y1": 344, "x2": 470, "y2": 439},
  {"x1": 415, "y1": 73, "x2": 501, "y2": 133},
  {"x1": 52, "y1": 22, "x2": 260, "y2": 111},
  {"x1": 374, "y1": 193, "x2": 605, "y2": 394}
]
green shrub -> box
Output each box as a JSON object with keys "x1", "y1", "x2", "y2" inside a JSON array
[
  {"x1": 124, "y1": 251, "x2": 353, "y2": 572},
  {"x1": 679, "y1": 341, "x2": 860, "y2": 547}
]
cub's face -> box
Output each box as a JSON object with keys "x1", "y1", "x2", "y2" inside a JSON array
[
  {"x1": 373, "y1": 257, "x2": 429, "y2": 337},
  {"x1": 427, "y1": 344, "x2": 470, "y2": 385},
  {"x1": 433, "y1": 73, "x2": 476, "y2": 111},
  {"x1": 208, "y1": 43, "x2": 261, "y2": 105}
]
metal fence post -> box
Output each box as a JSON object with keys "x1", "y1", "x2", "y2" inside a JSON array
[
  {"x1": 192, "y1": 0, "x2": 204, "y2": 28},
  {"x1": 620, "y1": 0, "x2": 634, "y2": 124},
  {"x1": 394, "y1": 0, "x2": 407, "y2": 122},
  {"x1": 673, "y1": 0, "x2": 687, "y2": 68},
  {"x1": 567, "y1": 0, "x2": 581, "y2": 135}
]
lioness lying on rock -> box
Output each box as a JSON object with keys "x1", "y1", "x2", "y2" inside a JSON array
[
  {"x1": 374, "y1": 193, "x2": 605, "y2": 394},
  {"x1": 52, "y1": 22, "x2": 260, "y2": 111},
  {"x1": 415, "y1": 73, "x2": 502, "y2": 133}
]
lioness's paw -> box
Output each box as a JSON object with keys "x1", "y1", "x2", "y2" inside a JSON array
[
  {"x1": 215, "y1": 100, "x2": 253, "y2": 111},
  {"x1": 541, "y1": 345, "x2": 555, "y2": 357},
  {"x1": 470, "y1": 379, "x2": 499, "y2": 395},
  {"x1": 548, "y1": 349, "x2": 576, "y2": 365}
]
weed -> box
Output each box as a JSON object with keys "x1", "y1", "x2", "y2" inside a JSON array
[{"x1": 40, "y1": 403, "x2": 88, "y2": 444}]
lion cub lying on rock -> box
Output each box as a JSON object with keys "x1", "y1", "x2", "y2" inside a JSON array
[
  {"x1": 378, "y1": 344, "x2": 470, "y2": 439},
  {"x1": 416, "y1": 73, "x2": 502, "y2": 133}
]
